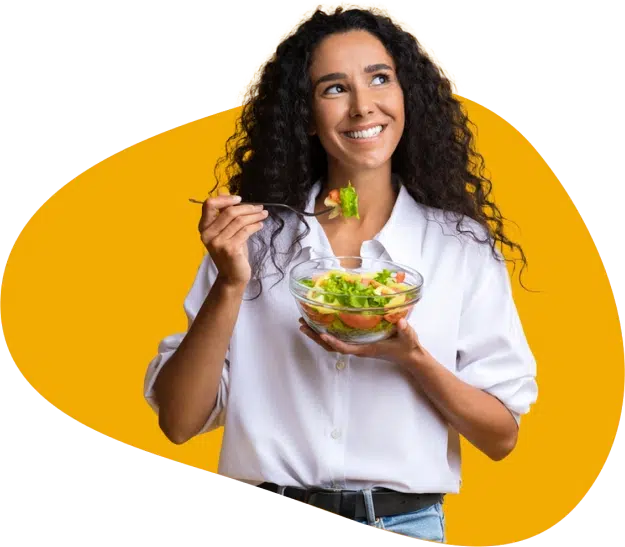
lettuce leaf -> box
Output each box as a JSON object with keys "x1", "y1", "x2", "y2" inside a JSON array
[{"x1": 339, "y1": 182, "x2": 359, "y2": 219}]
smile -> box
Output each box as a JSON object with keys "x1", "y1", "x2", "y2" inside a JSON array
[{"x1": 343, "y1": 125, "x2": 386, "y2": 140}]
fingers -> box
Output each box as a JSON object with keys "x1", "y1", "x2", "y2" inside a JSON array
[
  {"x1": 200, "y1": 203, "x2": 267, "y2": 248},
  {"x1": 296, "y1": 319, "x2": 376, "y2": 356},
  {"x1": 198, "y1": 194, "x2": 242, "y2": 232},
  {"x1": 218, "y1": 209, "x2": 269, "y2": 241},
  {"x1": 208, "y1": 203, "x2": 266, "y2": 235},
  {"x1": 298, "y1": 319, "x2": 337, "y2": 353},
  {"x1": 298, "y1": 315, "x2": 423, "y2": 367},
  {"x1": 396, "y1": 318, "x2": 420, "y2": 349},
  {"x1": 227, "y1": 218, "x2": 266, "y2": 248},
  {"x1": 320, "y1": 334, "x2": 372, "y2": 357}
]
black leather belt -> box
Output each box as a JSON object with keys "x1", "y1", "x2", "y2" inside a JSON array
[{"x1": 257, "y1": 482, "x2": 443, "y2": 519}]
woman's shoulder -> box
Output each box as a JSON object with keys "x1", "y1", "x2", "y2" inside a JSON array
[{"x1": 410, "y1": 200, "x2": 492, "y2": 255}]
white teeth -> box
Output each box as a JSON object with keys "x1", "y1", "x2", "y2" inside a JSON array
[{"x1": 345, "y1": 125, "x2": 383, "y2": 139}]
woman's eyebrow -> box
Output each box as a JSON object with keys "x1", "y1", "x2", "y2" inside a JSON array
[
  {"x1": 364, "y1": 63, "x2": 393, "y2": 73},
  {"x1": 313, "y1": 72, "x2": 347, "y2": 89},
  {"x1": 313, "y1": 64, "x2": 394, "y2": 89}
]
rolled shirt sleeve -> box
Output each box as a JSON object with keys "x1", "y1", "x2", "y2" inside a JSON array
[
  {"x1": 143, "y1": 252, "x2": 230, "y2": 433},
  {"x1": 455, "y1": 244, "x2": 538, "y2": 424}
]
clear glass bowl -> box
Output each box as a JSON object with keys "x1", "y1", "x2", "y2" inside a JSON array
[{"x1": 289, "y1": 256, "x2": 424, "y2": 345}]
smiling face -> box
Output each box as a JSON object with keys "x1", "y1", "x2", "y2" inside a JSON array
[{"x1": 309, "y1": 30, "x2": 405, "y2": 173}]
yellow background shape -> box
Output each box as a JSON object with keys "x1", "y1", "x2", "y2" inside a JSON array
[{"x1": 1, "y1": 99, "x2": 623, "y2": 546}]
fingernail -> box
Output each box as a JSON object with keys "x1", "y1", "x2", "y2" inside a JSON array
[{"x1": 232, "y1": 195, "x2": 242, "y2": 202}]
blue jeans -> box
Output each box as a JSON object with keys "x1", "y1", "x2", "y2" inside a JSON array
[{"x1": 355, "y1": 490, "x2": 445, "y2": 542}]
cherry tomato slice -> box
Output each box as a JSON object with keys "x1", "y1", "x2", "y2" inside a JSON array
[
  {"x1": 338, "y1": 313, "x2": 382, "y2": 330},
  {"x1": 395, "y1": 271, "x2": 406, "y2": 283}
]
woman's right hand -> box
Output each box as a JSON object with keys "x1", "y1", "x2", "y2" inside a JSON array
[{"x1": 198, "y1": 195, "x2": 269, "y2": 288}]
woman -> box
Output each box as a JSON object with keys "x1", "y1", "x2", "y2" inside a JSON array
[{"x1": 144, "y1": 7, "x2": 537, "y2": 542}]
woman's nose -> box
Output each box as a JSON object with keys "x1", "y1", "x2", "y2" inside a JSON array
[{"x1": 349, "y1": 88, "x2": 375, "y2": 118}]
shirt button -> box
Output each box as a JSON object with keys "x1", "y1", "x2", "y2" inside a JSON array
[
  {"x1": 331, "y1": 429, "x2": 341, "y2": 440},
  {"x1": 336, "y1": 359, "x2": 346, "y2": 370}
]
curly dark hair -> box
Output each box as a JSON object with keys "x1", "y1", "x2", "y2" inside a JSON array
[{"x1": 211, "y1": 6, "x2": 529, "y2": 298}]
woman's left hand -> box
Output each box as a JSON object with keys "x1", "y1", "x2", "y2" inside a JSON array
[{"x1": 298, "y1": 317, "x2": 426, "y2": 368}]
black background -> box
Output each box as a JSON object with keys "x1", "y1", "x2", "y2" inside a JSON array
[{"x1": 1, "y1": 1, "x2": 623, "y2": 544}]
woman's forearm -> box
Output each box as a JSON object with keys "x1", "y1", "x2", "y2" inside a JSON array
[
  {"x1": 406, "y1": 349, "x2": 518, "y2": 461},
  {"x1": 153, "y1": 276, "x2": 245, "y2": 444}
]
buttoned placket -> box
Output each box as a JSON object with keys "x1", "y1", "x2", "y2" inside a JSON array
[
  {"x1": 306, "y1": 226, "x2": 390, "y2": 491},
  {"x1": 328, "y1": 350, "x2": 351, "y2": 490},
  {"x1": 300, "y1": 198, "x2": 398, "y2": 492},
  {"x1": 327, "y1": 240, "x2": 384, "y2": 491}
]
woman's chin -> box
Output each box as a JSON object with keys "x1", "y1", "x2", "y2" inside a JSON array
[{"x1": 344, "y1": 156, "x2": 394, "y2": 172}]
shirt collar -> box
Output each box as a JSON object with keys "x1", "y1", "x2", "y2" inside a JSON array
[{"x1": 296, "y1": 177, "x2": 427, "y2": 271}]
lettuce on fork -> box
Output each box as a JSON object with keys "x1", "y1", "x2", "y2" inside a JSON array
[{"x1": 323, "y1": 181, "x2": 360, "y2": 219}]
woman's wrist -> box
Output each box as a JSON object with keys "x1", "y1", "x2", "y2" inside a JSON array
[{"x1": 403, "y1": 345, "x2": 439, "y2": 384}]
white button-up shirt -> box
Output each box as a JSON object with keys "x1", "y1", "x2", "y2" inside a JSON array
[{"x1": 144, "y1": 181, "x2": 537, "y2": 494}]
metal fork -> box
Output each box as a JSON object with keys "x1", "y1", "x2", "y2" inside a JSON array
[{"x1": 188, "y1": 198, "x2": 334, "y2": 217}]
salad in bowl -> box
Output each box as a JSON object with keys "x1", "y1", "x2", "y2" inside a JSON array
[{"x1": 289, "y1": 257, "x2": 424, "y2": 344}]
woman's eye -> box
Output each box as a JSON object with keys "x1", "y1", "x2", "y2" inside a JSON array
[
  {"x1": 372, "y1": 74, "x2": 390, "y2": 85},
  {"x1": 324, "y1": 84, "x2": 345, "y2": 95}
]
